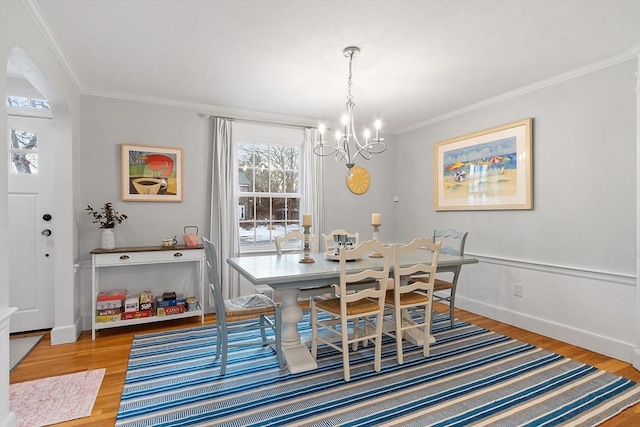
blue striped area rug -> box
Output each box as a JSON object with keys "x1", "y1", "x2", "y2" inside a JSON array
[{"x1": 116, "y1": 315, "x2": 640, "y2": 426}]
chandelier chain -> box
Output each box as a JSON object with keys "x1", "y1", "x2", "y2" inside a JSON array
[{"x1": 347, "y1": 51, "x2": 354, "y2": 102}]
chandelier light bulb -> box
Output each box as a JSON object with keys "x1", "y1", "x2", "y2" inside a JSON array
[
  {"x1": 335, "y1": 130, "x2": 342, "y2": 141},
  {"x1": 363, "y1": 129, "x2": 371, "y2": 141}
]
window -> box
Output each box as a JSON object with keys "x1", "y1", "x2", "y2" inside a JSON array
[
  {"x1": 9, "y1": 128, "x2": 38, "y2": 174},
  {"x1": 236, "y1": 124, "x2": 304, "y2": 251},
  {"x1": 6, "y1": 94, "x2": 50, "y2": 175},
  {"x1": 7, "y1": 95, "x2": 50, "y2": 111}
]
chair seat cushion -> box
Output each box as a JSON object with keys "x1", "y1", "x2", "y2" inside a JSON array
[
  {"x1": 434, "y1": 279, "x2": 454, "y2": 291},
  {"x1": 315, "y1": 297, "x2": 379, "y2": 316},
  {"x1": 384, "y1": 290, "x2": 429, "y2": 305},
  {"x1": 225, "y1": 293, "x2": 276, "y2": 316}
]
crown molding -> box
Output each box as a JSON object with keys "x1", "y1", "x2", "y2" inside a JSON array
[
  {"x1": 398, "y1": 44, "x2": 640, "y2": 134},
  {"x1": 81, "y1": 87, "x2": 321, "y2": 128},
  {"x1": 83, "y1": 43, "x2": 640, "y2": 135},
  {"x1": 20, "y1": 0, "x2": 84, "y2": 93}
]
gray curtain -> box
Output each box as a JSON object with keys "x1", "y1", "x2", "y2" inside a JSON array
[
  {"x1": 209, "y1": 117, "x2": 241, "y2": 299},
  {"x1": 301, "y1": 128, "x2": 323, "y2": 251}
]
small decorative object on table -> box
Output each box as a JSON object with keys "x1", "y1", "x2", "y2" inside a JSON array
[
  {"x1": 300, "y1": 213, "x2": 315, "y2": 263},
  {"x1": 183, "y1": 226, "x2": 199, "y2": 247},
  {"x1": 370, "y1": 212, "x2": 383, "y2": 258},
  {"x1": 86, "y1": 202, "x2": 128, "y2": 250}
]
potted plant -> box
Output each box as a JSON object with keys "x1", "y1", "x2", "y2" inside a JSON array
[{"x1": 86, "y1": 202, "x2": 128, "y2": 249}]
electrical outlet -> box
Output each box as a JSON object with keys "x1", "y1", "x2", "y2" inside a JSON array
[{"x1": 514, "y1": 283, "x2": 523, "y2": 297}]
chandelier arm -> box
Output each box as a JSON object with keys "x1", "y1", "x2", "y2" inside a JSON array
[{"x1": 313, "y1": 144, "x2": 340, "y2": 157}]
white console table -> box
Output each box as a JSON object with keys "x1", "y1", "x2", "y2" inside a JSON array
[{"x1": 90, "y1": 245, "x2": 205, "y2": 339}]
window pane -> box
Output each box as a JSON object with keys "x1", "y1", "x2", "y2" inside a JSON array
[
  {"x1": 255, "y1": 168, "x2": 269, "y2": 192},
  {"x1": 10, "y1": 153, "x2": 38, "y2": 174},
  {"x1": 255, "y1": 196, "x2": 271, "y2": 222},
  {"x1": 287, "y1": 197, "x2": 300, "y2": 221},
  {"x1": 30, "y1": 99, "x2": 51, "y2": 110},
  {"x1": 284, "y1": 146, "x2": 298, "y2": 170},
  {"x1": 238, "y1": 196, "x2": 254, "y2": 220},
  {"x1": 10, "y1": 129, "x2": 38, "y2": 150},
  {"x1": 286, "y1": 171, "x2": 299, "y2": 193},
  {"x1": 272, "y1": 197, "x2": 286, "y2": 221},
  {"x1": 6, "y1": 96, "x2": 29, "y2": 108},
  {"x1": 238, "y1": 167, "x2": 252, "y2": 192},
  {"x1": 270, "y1": 169, "x2": 284, "y2": 192},
  {"x1": 239, "y1": 221, "x2": 255, "y2": 245},
  {"x1": 252, "y1": 144, "x2": 270, "y2": 168}
]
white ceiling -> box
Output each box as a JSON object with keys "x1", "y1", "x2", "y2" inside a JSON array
[{"x1": 20, "y1": 0, "x2": 640, "y2": 133}]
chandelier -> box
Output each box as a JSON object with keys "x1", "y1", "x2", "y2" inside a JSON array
[{"x1": 313, "y1": 46, "x2": 385, "y2": 170}]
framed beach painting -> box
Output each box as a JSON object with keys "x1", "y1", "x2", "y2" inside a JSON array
[
  {"x1": 434, "y1": 118, "x2": 532, "y2": 211},
  {"x1": 121, "y1": 143, "x2": 183, "y2": 202}
]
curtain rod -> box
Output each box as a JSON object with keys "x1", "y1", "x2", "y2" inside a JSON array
[{"x1": 199, "y1": 113, "x2": 313, "y2": 130}]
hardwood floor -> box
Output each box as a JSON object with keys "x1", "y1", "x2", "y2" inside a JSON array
[{"x1": 9, "y1": 306, "x2": 640, "y2": 426}]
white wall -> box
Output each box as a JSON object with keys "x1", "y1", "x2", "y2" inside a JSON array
[
  {"x1": 321, "y1": 135, "x2": 398, "y2": 245},
  {"x1": 78, "y1": 96, "x2": 209, "y2": 255},
  {"x1": 1, "y1": 1, "x2": 81, "y2": 425},
  {"x1": 395, "y1": 59, "x2": 638, "y2": 362}
]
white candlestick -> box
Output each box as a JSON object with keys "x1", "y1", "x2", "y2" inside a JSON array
[
  {"x1": 302, "y1": 213, "x2": 312, "y2": 227},
  {"x1": 372, "y1": 213, "x2": 381, "y2": 225}
]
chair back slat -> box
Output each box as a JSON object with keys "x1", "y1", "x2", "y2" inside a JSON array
[
  {"x1": 203, "y1": 238, "x2": 226, "y2": 324},
  {"x1": 275, "y1": 230, "x2": 317, "y2": 254},
  {"x1": 339, "y1": 240, "x2": 392, "y2": 304},
  {"x1": 432, "y1": 228, "x2": 468, "y2": 256},
  {"x1": 395, "y1": 237, "x2": 441, "y2": 296}
]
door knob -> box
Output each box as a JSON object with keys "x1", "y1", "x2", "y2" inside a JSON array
[{"x1": 41, "y1": 229, "x2": 52, "y2": 236}]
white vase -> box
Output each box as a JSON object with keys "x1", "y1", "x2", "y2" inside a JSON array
[{"x1": 101, "y1": 229, "x2": 116, "y2": 250}]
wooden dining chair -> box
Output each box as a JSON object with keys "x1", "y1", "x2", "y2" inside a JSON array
[
  {"x1": 275, "y1": 230, "x2": 317, "y2": 254},
  {"x1": 321, "y1": 229, "x2": 360, "y2": 254},
  {"x1": 202, "y1": 238, "x2": 284, "y2": 375},
  {"x1": 410, "y1": 229, "x2": 468, "y2": 328},
  {"x1": 383, "y1": 237, "x2": 441, "y2": 364},
  {"x1": 310, "y1": 240, "x2": 392, "y2": 382}
]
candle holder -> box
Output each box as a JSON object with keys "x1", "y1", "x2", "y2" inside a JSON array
[
  {"x1": 369, "y1": 223, "x2": 383, "y2": 258},
  {"x1": 299, "y1": 225, "x2": 315, "y2": 263}
]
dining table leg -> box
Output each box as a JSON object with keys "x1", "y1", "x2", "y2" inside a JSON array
[{"x1": 278, "y1": 288, "x2": 318, "y2": 373}]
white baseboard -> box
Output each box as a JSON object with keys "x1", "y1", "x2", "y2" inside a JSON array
[
  {"x1": 633, "y1": 348, "x2": 640, "y2": 371},
  {"x1": 50, "y1": 320, "x2": 82, "y2": 345},
  {"x1": 457, "y1": 296, "x2": 636, "y2": 363}
]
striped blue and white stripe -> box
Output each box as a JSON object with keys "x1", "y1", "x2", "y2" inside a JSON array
[{"x1": 116, "y1": 316, "x2": 640, "y2": 426}]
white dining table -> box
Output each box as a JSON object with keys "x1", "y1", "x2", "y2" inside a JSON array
[{"x1": 227, "y1": 251, "x2": 478, "y2": 373}]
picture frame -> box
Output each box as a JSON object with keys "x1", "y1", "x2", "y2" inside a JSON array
[
  {"x1": 121, "y1": 143, "x2": 183, "y2": 202},
  {"x1": 434, "y1": 118, "x2": 533, "y2": 211}
]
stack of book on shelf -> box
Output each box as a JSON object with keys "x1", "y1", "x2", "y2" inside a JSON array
[
  {"x1": 96, "y1": 290, "x2": 127, "y2": 322},
  {"x1": 96, "y1": 290, "x2": 199, "y2": 322},
  {"x1": 156, "y1": 292, "x2": 186, "y2": 316},
  {"x1": 122, "y1": 290, "x2": 155, "y2": 320}
]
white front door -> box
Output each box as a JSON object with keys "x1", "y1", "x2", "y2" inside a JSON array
[{"x1": 8, "y1": 115, "x2": 55, "y2": 332}]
